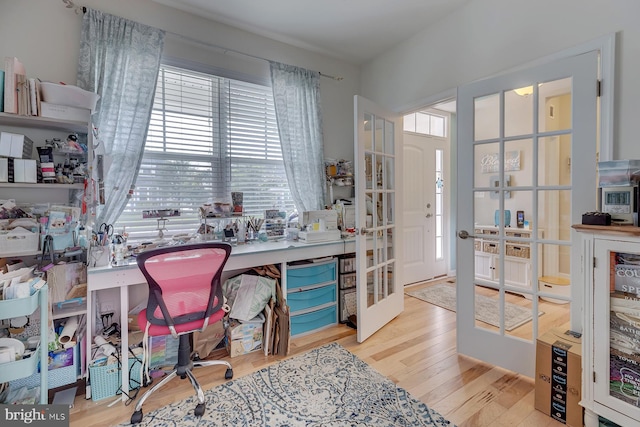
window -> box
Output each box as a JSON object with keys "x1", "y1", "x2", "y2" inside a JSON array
[
  {"x1": 403, "y1": 111, "x2": 447, "y2": 137},
  {"x1": 116, "y1": 65, "x2": 295, "y2": 240}
]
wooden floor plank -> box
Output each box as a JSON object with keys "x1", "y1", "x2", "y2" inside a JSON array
[{"x1": 68, "y1": 276, "x2": 569, "y2": 426}]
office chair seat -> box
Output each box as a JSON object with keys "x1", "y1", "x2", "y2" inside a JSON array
[
  {"x1": 137, "y1": 303, "x2": 226, "y2": 337},
  {"x1": 131, "y1": 243, "x2": 233, "y2": 425}
]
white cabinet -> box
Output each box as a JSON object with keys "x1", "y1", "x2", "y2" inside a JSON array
[
  {"x1": 574, "y1": 224, "x2": 640, "y2": 427},
  {"x1": 473, "y1": 226, "x2": 536, "y2": 296}
]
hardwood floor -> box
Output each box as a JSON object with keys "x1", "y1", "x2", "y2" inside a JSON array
[{"x1": 69, "y1": 277, "x2": 568, "y2": 426}]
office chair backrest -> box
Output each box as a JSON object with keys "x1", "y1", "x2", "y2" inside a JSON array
[{"x1": 137, "y1": 243, "x2": 232, "y2": 327}]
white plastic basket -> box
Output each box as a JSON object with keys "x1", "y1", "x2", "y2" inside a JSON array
[{"x1": 0, "y1": 230, "x2": 39, "y2": 256}]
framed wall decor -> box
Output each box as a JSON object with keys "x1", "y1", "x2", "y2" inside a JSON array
[{"x1": 490, "y1": 175, "x2": 511, "y2": 199}]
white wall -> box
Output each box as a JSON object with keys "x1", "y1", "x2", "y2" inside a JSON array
[
  {"x1": 0, "y1": 0, "x2": 360, "y2": 163},
  {"x1": 360, "y1": 0, "x2": 640, "y2": 160}
]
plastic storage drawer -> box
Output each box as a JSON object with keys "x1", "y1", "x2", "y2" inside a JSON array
[
  {"x1": 290, "y1": 305, "x2": 337, "y2": 336},
  {"x1": 288, "y1": 283, "x2": 337, "y2": 313},
  {"x1": 287, "y1": 259, "x2": 337, "y2": 289}
]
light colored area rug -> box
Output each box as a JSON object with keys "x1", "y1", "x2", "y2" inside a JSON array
[
  {"x1": 406, "y1": 283, "x2": 543, "y2": 331},
  {"x1": 119, "y1": 342, "x2": 454, "y2": 426}
]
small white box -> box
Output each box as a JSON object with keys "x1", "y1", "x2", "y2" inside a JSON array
[
  {"x1": 40, "y1": 102, "x2": 91, "y2": 123},
  {"x1": 13, "y1": 159, "x2": 37, "y2": 183},
  {"x1": 0, "y1": 132, "x2": 33, "y2": 159},
  {"x1": 0, "y1": 158, "x2": 7, "y2": 182},
  {"x1": 298, "y1": 229, "x2": 341, "y2": 243}
]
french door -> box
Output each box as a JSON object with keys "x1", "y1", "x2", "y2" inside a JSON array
[
  {"x1": 456, "y1": 51, "x2": 598, "y2": 376},
  {"x1": 354, "y1": 95, "x2": 404, "y2": 342}
]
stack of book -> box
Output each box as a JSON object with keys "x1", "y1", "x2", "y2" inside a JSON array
[
  {"x1": 2, "y1": 56, "x2": 94, "y2": 122},
  {"x1": 2, "y1": 56, "x2": 41, "y2": 117}
]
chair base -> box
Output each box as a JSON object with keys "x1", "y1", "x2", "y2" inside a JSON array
[{"x1": 131, "y1": 334, "x2": 233, "y2": 424}]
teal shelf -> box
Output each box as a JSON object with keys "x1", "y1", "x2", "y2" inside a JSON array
[{"x1": 0, "y1": 286, "x2": 48, "y2": 403}]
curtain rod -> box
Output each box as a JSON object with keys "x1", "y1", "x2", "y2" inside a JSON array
[{"x1": 61, "y1": 0, "x2": 344, "y2": 81}]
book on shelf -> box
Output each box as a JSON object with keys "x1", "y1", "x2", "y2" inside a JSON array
[
  {"x1": 3, "y1": 56, "x2": 25, "y2": 114},
  {"x1": 29, "y1": 78, "x2": 38, "y2": 116},
  {"x1": 16, "y1": 73, "x2": 30, "y2": 116},
  {"x1": 0, "y1": 70, "x2": 4, "y2": 112}
]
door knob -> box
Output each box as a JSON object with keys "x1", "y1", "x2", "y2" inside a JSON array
[{"x1": 458, "y1": 230, "x2": 477, "y2": 239}]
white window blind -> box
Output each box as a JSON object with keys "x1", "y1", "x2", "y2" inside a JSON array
[{"x1": 116, "y1": 65, "x2": 294, "y2": 241}]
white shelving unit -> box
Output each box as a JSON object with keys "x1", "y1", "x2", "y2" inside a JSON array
[
  {"x1": 575, "y1": 224, "x2": 640, "y2": 427},
  {"x1": 0, "y1": 112, "x2": 92, "y2": 392},
  {"x1": 0, "y1": 286, "x2": 49, "y2": 404}
]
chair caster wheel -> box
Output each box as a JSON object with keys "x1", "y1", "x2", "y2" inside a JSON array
[
  {"x1": 194, "y1": 403, "x2": 205, "y2": 417},
  {"x1": 131, "y1": 410, "x2": 143, "y2": 424},
  {"x1": 225, "y1": 368, "x2": 233, "y2": 380}
]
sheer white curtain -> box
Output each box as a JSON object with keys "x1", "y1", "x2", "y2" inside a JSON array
[
  {"x1": 76, "y1": 8, "x2": 165, "y2": 226},
  {"x1": 269, "y1": 62, "x2": 326, "y2": 212}
]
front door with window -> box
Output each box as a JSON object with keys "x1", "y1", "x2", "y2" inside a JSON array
[{"x1": 403, "y1": 132, "x2": 448, "y2": 284}]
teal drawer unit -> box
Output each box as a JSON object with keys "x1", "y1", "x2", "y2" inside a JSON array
[
  {"x1": 288, "y1": 283, "x2": 337, "y2": 313},
  {"x1": 287, "y1": 258, "x2": 338, "y2": 336},
  {"x1": 290, "y1": 304, "x2": 338, "y2": 336},
  {"x1": 287, "y1": 258, "x2": 337, "y2": 289}
]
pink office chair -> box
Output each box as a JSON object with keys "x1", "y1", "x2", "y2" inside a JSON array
[{"x1": 130, "y1": 242, "x2": 233, "y2": 425}]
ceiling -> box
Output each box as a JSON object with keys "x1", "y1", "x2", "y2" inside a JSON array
[{"x1": 152, "y1": 0, "x2": 471, "y2": 65}]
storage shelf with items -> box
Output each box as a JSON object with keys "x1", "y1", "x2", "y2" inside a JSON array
[
  {"x1": 0, "y1": 98, "x2": 93, "y2": 398},
  {"x1": 0, "y1": 113, "x2": 92, "y2": 204},
  {"x1": 287, "y1": 257, "x2": 338, "y2": 336},
  {"x1": 337, "y1": 253, "x2": 356, "y2": 324},
  {"x1": 0, "y1": 285, "x2": 49, "y2": 404},
  {"x1": 473, "y1": 225, "x2": 542, "y2": 296},
  {"x1": 325, "y1": 159, "x2": 354, "y2": 204}
]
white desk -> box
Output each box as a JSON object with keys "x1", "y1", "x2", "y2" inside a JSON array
[{"x1": 87, "y1": 238, "x2": 355, "y2": 401}]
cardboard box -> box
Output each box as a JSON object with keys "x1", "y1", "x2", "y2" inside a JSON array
[
  {"x1": 225, "y1": 317, "x2": 263, "y2": 358},
  {"x1": 535, "y1": 328, "x2": 583, "y2": 426},
  {"x1": 40, "y1": 102, "x2": 91, "y2": 123}
]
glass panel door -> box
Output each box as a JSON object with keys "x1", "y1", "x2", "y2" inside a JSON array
[
  {"x1": 354, "y1": 95, "x2": 403, "y2": 342},
  {"x1": 457, "y1": 52, "x2": 598, "y2": 376}
]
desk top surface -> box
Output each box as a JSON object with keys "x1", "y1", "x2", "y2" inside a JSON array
[{"x1": 88, "y1": 237, "x2": 355, "y2": 275}]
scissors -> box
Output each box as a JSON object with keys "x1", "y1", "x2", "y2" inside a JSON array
[
  {"x1": 98, "y1": 223, "x2": 114, "y2": 237},
  {"x1": 97, "y1": 223, "x2": 114, "y2": 245}
]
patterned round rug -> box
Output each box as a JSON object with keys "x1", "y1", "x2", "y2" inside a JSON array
[{"x1": 119, "y1": 342, "x2": 454, "y2": 426}]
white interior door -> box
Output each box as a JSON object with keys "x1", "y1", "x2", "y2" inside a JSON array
[
  {"x1": 403, "y1": 133, "x2": 448, "y2": 284},
  {"x1": 457, "y1": 51, "x2": 598, "y2": 377},
  {"x1": 354, "y1": 95, "x2": 403, "y2": 342}
]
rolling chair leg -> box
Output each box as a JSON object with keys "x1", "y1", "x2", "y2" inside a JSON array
[
  {"x1": 131, "y1": 371, "x2": 177, "y2": 424},
  {"x1": 131, "y1": 356, "x2": 234, "y2": 423}
]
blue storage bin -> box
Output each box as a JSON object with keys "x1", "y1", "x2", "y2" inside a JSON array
[
  {"x1": 288, "y1": 284, "x2": 337, "y2": 313},
  {"x1": 10, "y1": 344, "x2": 80, "y2": 390},
  {"x1": 89, "y1": 356, "x2": 143, "y2": 401},
  {"x1": 290, "y1": 305, "x2": 337, "y2": 336},
  {"x1": 287, "y1": 259, "x2": 337, "y2": 289}
]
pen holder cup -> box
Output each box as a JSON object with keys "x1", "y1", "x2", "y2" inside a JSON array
[{"x1": 91, "y1": 246, "x2": 110, "y2": 267}]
